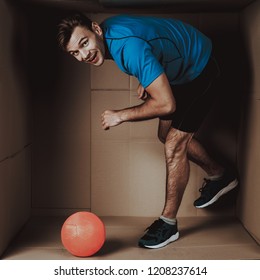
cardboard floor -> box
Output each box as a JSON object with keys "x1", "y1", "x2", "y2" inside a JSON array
[{"x1": 2, "y1": 216, "x2": 260, "y2": 260}]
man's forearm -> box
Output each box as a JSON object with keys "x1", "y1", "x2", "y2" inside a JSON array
[
  {"x1": 101, "y1": 73, "x2": 176, "y2": 130},
  {"x1": 101, "y1": 99, "x2": 174, "y2": 130},
  {"x1": 119, "y1": 97, "x2": 174, "y2": 123}
]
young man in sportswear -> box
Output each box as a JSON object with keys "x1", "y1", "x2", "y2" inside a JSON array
[{"x1": 57, "y1": 13, "x2": 238, "y2": 249}]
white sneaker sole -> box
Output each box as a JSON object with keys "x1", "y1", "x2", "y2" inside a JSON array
[
  {"x1": 143, "y1": 231, "x2": 179, "y2": 249},
  {"x1": 195, "y1": 178, "x2": 238, "y2": 209}
]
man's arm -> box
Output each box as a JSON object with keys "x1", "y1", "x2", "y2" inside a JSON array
[{"x1": 101, "y1": 73, "x2": 176, "y2": 130}]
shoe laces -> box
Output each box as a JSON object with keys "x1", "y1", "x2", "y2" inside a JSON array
[
  {"x1": 145, "y1": 219, "x2": 164, "y2": 234},
  {"x1": 199, "y1": 178, "x2": 212, "y2": 193}
]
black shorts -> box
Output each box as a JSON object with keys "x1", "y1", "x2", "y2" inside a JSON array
[{"x1": 160, "y1": 56, "x2": 221, "y2": 133}]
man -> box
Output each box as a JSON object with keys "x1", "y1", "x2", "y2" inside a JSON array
[{"x1": 57, "y1": 13, "x2": 238, "y2": 249}]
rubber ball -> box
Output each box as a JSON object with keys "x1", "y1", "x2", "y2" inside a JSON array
[{"x1": 61, "y1": 211, "x2": 105, "y2": 257}]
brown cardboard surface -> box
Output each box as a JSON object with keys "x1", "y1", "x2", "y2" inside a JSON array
[
  {"x1": 32, "y1": 62, "x2": 91, "y2": 209},
  {"x1": 91, "y1": 60, "x2": 129, "y2": 90},
  {"x1": 242, "y1": 0, "x2": 260, "y2": 100},
  {"x1": 1, "y1": 0, "x2": 260, "y2": 261},
  {"x1": 2, "y1": 216, "x2": 260, "y2": 260},
  {"x1": 0, "y1": 149, "x2": 31, "y2": 257},
  {"x1": 0, "y1": 161, "x2": 10, "y2": 255},
  {"x1": 238, "y1": 100, "x2": 260, "y2": 244},
  {"x1": 0, "y1": 1, "x2": 32, "y2": 257},
  {"x1": 237, "y1": 0, "x2": 260, "y2": 244},
  {"x1": 0, "y1": 74, "x2": 11, "y2": 160}
]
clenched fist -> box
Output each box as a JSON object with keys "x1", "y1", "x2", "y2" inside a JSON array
[{"x1": 101, "y1": 110, "x2": 122, "y2": 130}]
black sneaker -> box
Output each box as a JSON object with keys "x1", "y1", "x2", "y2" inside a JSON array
[
  {"x1": 138, "y1": 219, "x2": 179, "y2": 249},
  {"x1": 194, "y1": 172, "x2": 238, "y2": 208}
]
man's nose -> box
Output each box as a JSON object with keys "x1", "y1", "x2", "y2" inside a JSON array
[{"x1": 80, "y1": 50, "x2": 90, "y2": 62}]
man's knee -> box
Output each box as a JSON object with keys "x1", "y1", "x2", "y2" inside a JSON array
[
  {"x1": 158, "y1": 119, "x2": 172, "y2": 144},
  {"x1": 164, "y1": 128, "x2": 192, "y2": 161},
  {"x1": 158, "y1": 133, "x2": 166, "y2": 144}
]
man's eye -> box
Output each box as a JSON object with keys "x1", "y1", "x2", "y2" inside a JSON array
[
  {"x1": 71, "y1": 51, "x2": 79, "y2": 57},
  {"x1": 82, "y1": 40, "x2": 88, "y2": 47}
]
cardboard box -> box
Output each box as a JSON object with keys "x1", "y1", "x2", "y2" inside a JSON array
[{"x1": 0, "y1": 0, "x2": 259, "y2": 259}]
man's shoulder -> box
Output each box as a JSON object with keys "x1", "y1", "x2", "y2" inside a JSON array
[{"x1": 102, "y1": 14, "x2": 131, "y2": 29}]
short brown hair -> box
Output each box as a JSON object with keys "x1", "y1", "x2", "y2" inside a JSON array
[{"x1": 57, "y1": 12, "x2": 92, "y2": 51}]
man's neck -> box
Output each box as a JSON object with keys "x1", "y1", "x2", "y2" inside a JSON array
[{"x1": 104, "y1": 39, "x2": 113, "y2": 60}]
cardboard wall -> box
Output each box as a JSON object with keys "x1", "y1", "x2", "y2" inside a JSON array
[
  {"x1": 1, "y1": 0, "x2": 258, "y2": 256},
  {"x1": 29, "y1": 8, "x2": 92, "y2": 215},
  {"x1": 238, "y1": 0, "x2": 260, "y2": 244},
  {"x1": 0, "y1": 1, "x2": 32, "y2": 256}
]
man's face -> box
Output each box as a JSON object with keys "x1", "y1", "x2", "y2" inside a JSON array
[{"x1": 66, "y1": 23, "x2": 105, "y2": 66}]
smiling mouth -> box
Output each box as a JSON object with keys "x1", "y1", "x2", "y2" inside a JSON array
[{"x1": 87, "y1": 52, "x2": 97, "y2": 63}]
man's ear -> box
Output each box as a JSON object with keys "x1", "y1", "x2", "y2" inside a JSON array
[{"x1": 92, "y1": 22, "x2": 103, "y2": 36}]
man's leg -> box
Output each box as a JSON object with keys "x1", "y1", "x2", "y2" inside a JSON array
[
  {"x1": 187, "y1": 138, "x2": 224, "y2": 177},
  {"x1": 158, "y1": 119, "x2": 224, "y2": 178},
  {"x1": 138, "y1": 119, "x2": 238, "y2": 248},
  {"x1": 138, "y1": 122, "x2": 191, "y2": 248},
  {"x1": 158, "y1": 119, "x2": 238, "y2": 210},
  {"x1": 162, "y1": 126, "x2": 193, "y2": 218}
]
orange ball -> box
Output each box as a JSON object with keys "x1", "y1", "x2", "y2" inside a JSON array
[{"x1": 61, "y1": 211, "x2": 105, "y2": 257}]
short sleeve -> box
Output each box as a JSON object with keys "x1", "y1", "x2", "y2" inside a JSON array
[{"x1": 121, "y1": 38, "x2": 164, "y2": 88}]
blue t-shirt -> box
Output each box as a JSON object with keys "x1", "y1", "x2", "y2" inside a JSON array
[{"x1": 101, "y1": 15, "x2": 212, "y2": 88}]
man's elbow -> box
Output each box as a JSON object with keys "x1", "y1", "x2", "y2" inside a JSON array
[
  {"x1": 161, "y1": 102, "x2": 175, "y2": 116},
  {"x1": 151, "y1": 96, "x2": 176, "y2": 116}
]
